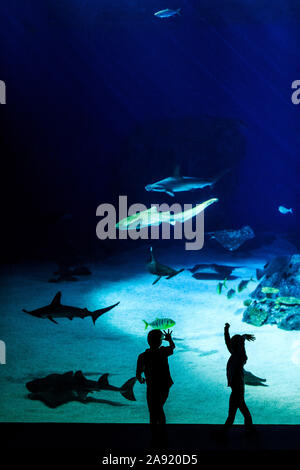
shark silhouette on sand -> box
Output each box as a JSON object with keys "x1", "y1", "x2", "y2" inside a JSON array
[
  {"x1": 23, "y1": 292, "x2": 120, "y2": 325},
  {"x1": 26, "y1": 371, "x2": 137, "y2": 407}
]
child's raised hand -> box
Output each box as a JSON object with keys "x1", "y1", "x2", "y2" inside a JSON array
[
  {"x1": 224, "y1": 323, "x2": 230, "y2": 329},
  {"x1": 162, "y1": 329, "x2": 173, "y2": 341}
]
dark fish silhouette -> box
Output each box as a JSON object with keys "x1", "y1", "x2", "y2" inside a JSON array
[
  {"x1": 23, "y1": 292, "x2": 120, "y2": 325},
  {"x1": 227, "y1": 288, "x2": 236, "y2": 299},
  {"x1": 244, "y1": 370, "x2": 268, "y2": 387},
  {"x1": 189, "y1": 263, "x2": 240, "y2": 277},
  {"x1": 147, "y1": 247, "x2": 184, "y2": 285},
  {"x1": 26, "y1": 371, "x2": 137, "y2": 407},
  {"x1": 208, "y1": 226, "x2": 255, "y2": 251},
  {"x1": 237, "y1": 278, "x2": 254, "y2": 292}
]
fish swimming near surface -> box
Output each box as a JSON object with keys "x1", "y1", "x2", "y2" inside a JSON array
[
  {"x1": 116, "y1": 198, "x2": 218, "y2": 230},
  {"x1": 237, "y1": 278, "x2": 254, "y2": 293},
  {"x1": 227, "y1": 288, "x2": 236, "y2": 299},
  {"x1": 23, "y1": 292, "x2": 120, "y2": 325},
  {"x1": 147, "y1": 246, "x2": 184, "y2": 285},
  {"x1": 154, "y1": 8, "x2": 181, "y2": 18},
  {"x1": 145, "y1": 167, "x2": 229, "y2": 197},
  {"x1": 26, "y1": 371, "x2": 137, "y2": 408},
  {"x1": 143, "y1": 318, "x2": 176, "y2": 330},
  {"x1": 278, "y1": 205, "x2": 293, "y2": 215}
]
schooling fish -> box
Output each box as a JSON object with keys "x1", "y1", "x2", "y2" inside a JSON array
[
  {"x1": 278, "y1": 205, "x2": 293, "y2": 214},
  {"x1": 216, "y1": 278, "x2": 228, "y2": 295},
  {"x1": 237, "y1": 278, "x2": 254, "y2": 293},
  {"x1": 143, "y1": 318, "x2": 176, "y2": 330},
  {"x1": 154, "y1": 8, "x2": 181, "y2": 18},
  {"x1": 227, "y1": 288, "x2": 236, "y2": 299}
]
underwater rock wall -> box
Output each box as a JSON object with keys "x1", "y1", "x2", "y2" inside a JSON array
[{"x1": 243, "y1": 255, "x2": 300, "y2": 330}]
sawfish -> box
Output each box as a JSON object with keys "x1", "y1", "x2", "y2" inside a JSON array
[{"x1": 116, "y1": 198, "x2": 218, "y2": 230}]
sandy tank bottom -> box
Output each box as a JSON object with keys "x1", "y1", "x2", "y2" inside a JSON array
[{"x1": 0, "y1": 243, "x2": 300, "y2": 424}]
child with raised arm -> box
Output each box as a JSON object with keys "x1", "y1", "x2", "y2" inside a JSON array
[
  {"x1": 224, "y1": 323, "x2": 255, "y2": 431},
  {"x1": 136, "y1": 329, "x2": 175, "y2": 444}
]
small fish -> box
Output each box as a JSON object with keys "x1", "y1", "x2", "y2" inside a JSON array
[
  {"x1": 154, "y1": 8, "x2": 181, "y2": 18},
  {"x1": 143, "y1": 318, "x2": 176, "y2": 330},
  {"x1": 237, "y1": 278, "x2": 254, "y2": 293},
  {"x1": 216, "y1": 278, "x2": 228, "y2": 295},
  {"x1": 256, "y1": 268, "x2": 265, "y2": 280},
  {"x1": 278, "y1": 205, "x2": 293, "y2": 214},
  {"x1": 227, "y1": 289, "x2": 236, "y2": 299}
]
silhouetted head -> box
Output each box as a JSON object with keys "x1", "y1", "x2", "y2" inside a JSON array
[
  {"x1": 230, "y1": 334, "x2": 246, "y2": 355},
  {"x1": 147, "y1": 329, "x2": 163, "y2": 349}
]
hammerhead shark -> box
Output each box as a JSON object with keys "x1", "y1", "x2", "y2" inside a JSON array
[
  {"x1": 26, "y1": 371, "x2": 137, "y2": 407},
  {"x1": 116, "y1": 198, "x2": 218, "y2": 230},
  {"x1": 23, "y1": 292, "x2": 120, "y2": 325},
  {"x1": 145, "y1": 167, "x2": 229, "y2": 197},
  {"x1": 147, "y1": 247, "x2": 184, "y2": 285}
]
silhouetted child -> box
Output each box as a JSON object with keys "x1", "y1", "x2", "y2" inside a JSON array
[
  {"x1": 136, "y1": 329, "x2": 175, "y2": 444},
  {"x1": 224, "y1": 323, "x2": 255, "y2": 431}
]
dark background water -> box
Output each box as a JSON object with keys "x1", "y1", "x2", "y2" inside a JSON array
[{"x1": 1, "y1": 0, "x2": 299, "y2": 261}]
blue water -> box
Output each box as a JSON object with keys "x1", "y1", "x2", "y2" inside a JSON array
[{"x1": 0, "y1": 1, "x2": 300, "y2": 423}]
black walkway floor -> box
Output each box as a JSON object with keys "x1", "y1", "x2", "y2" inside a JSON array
[{"x1": 2, "y1": 423, "x2": 300, "y2": 463}]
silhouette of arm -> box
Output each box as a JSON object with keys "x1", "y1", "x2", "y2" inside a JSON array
[
  {"x1": 136, "y1": 353, "x2": 146, "y2": 384},
  {"x1": 224, "y1": 323, "x2": 232, "y2": 353},
  {"x1": 162, "y1": 330, "x2": 175, "y2": 354}
]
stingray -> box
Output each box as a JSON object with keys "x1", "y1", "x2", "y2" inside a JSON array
[{"x1": 208, "y1": 226, "x2": 255, "y2": 251}]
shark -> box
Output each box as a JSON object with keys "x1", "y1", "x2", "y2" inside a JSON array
[
  {"x1": 116, "y1": 198, "x2": 218, "y2": 230},
  {"x1": 145, "y1": 168, "x2": 229, "y2": 197},
  {"x1": 147, "y1": 246, "x2": 184, "y2": 285},
  {"x1": 23, "y1": 292, "x2": 120, "y2": 325},
  {"x1": 26, "y1": 371, "x2": 137, "y2": 408}
]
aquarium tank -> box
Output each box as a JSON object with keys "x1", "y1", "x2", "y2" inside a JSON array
[{"x1": 0, "y1": 0, "x2": 300, "y2": 426}]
